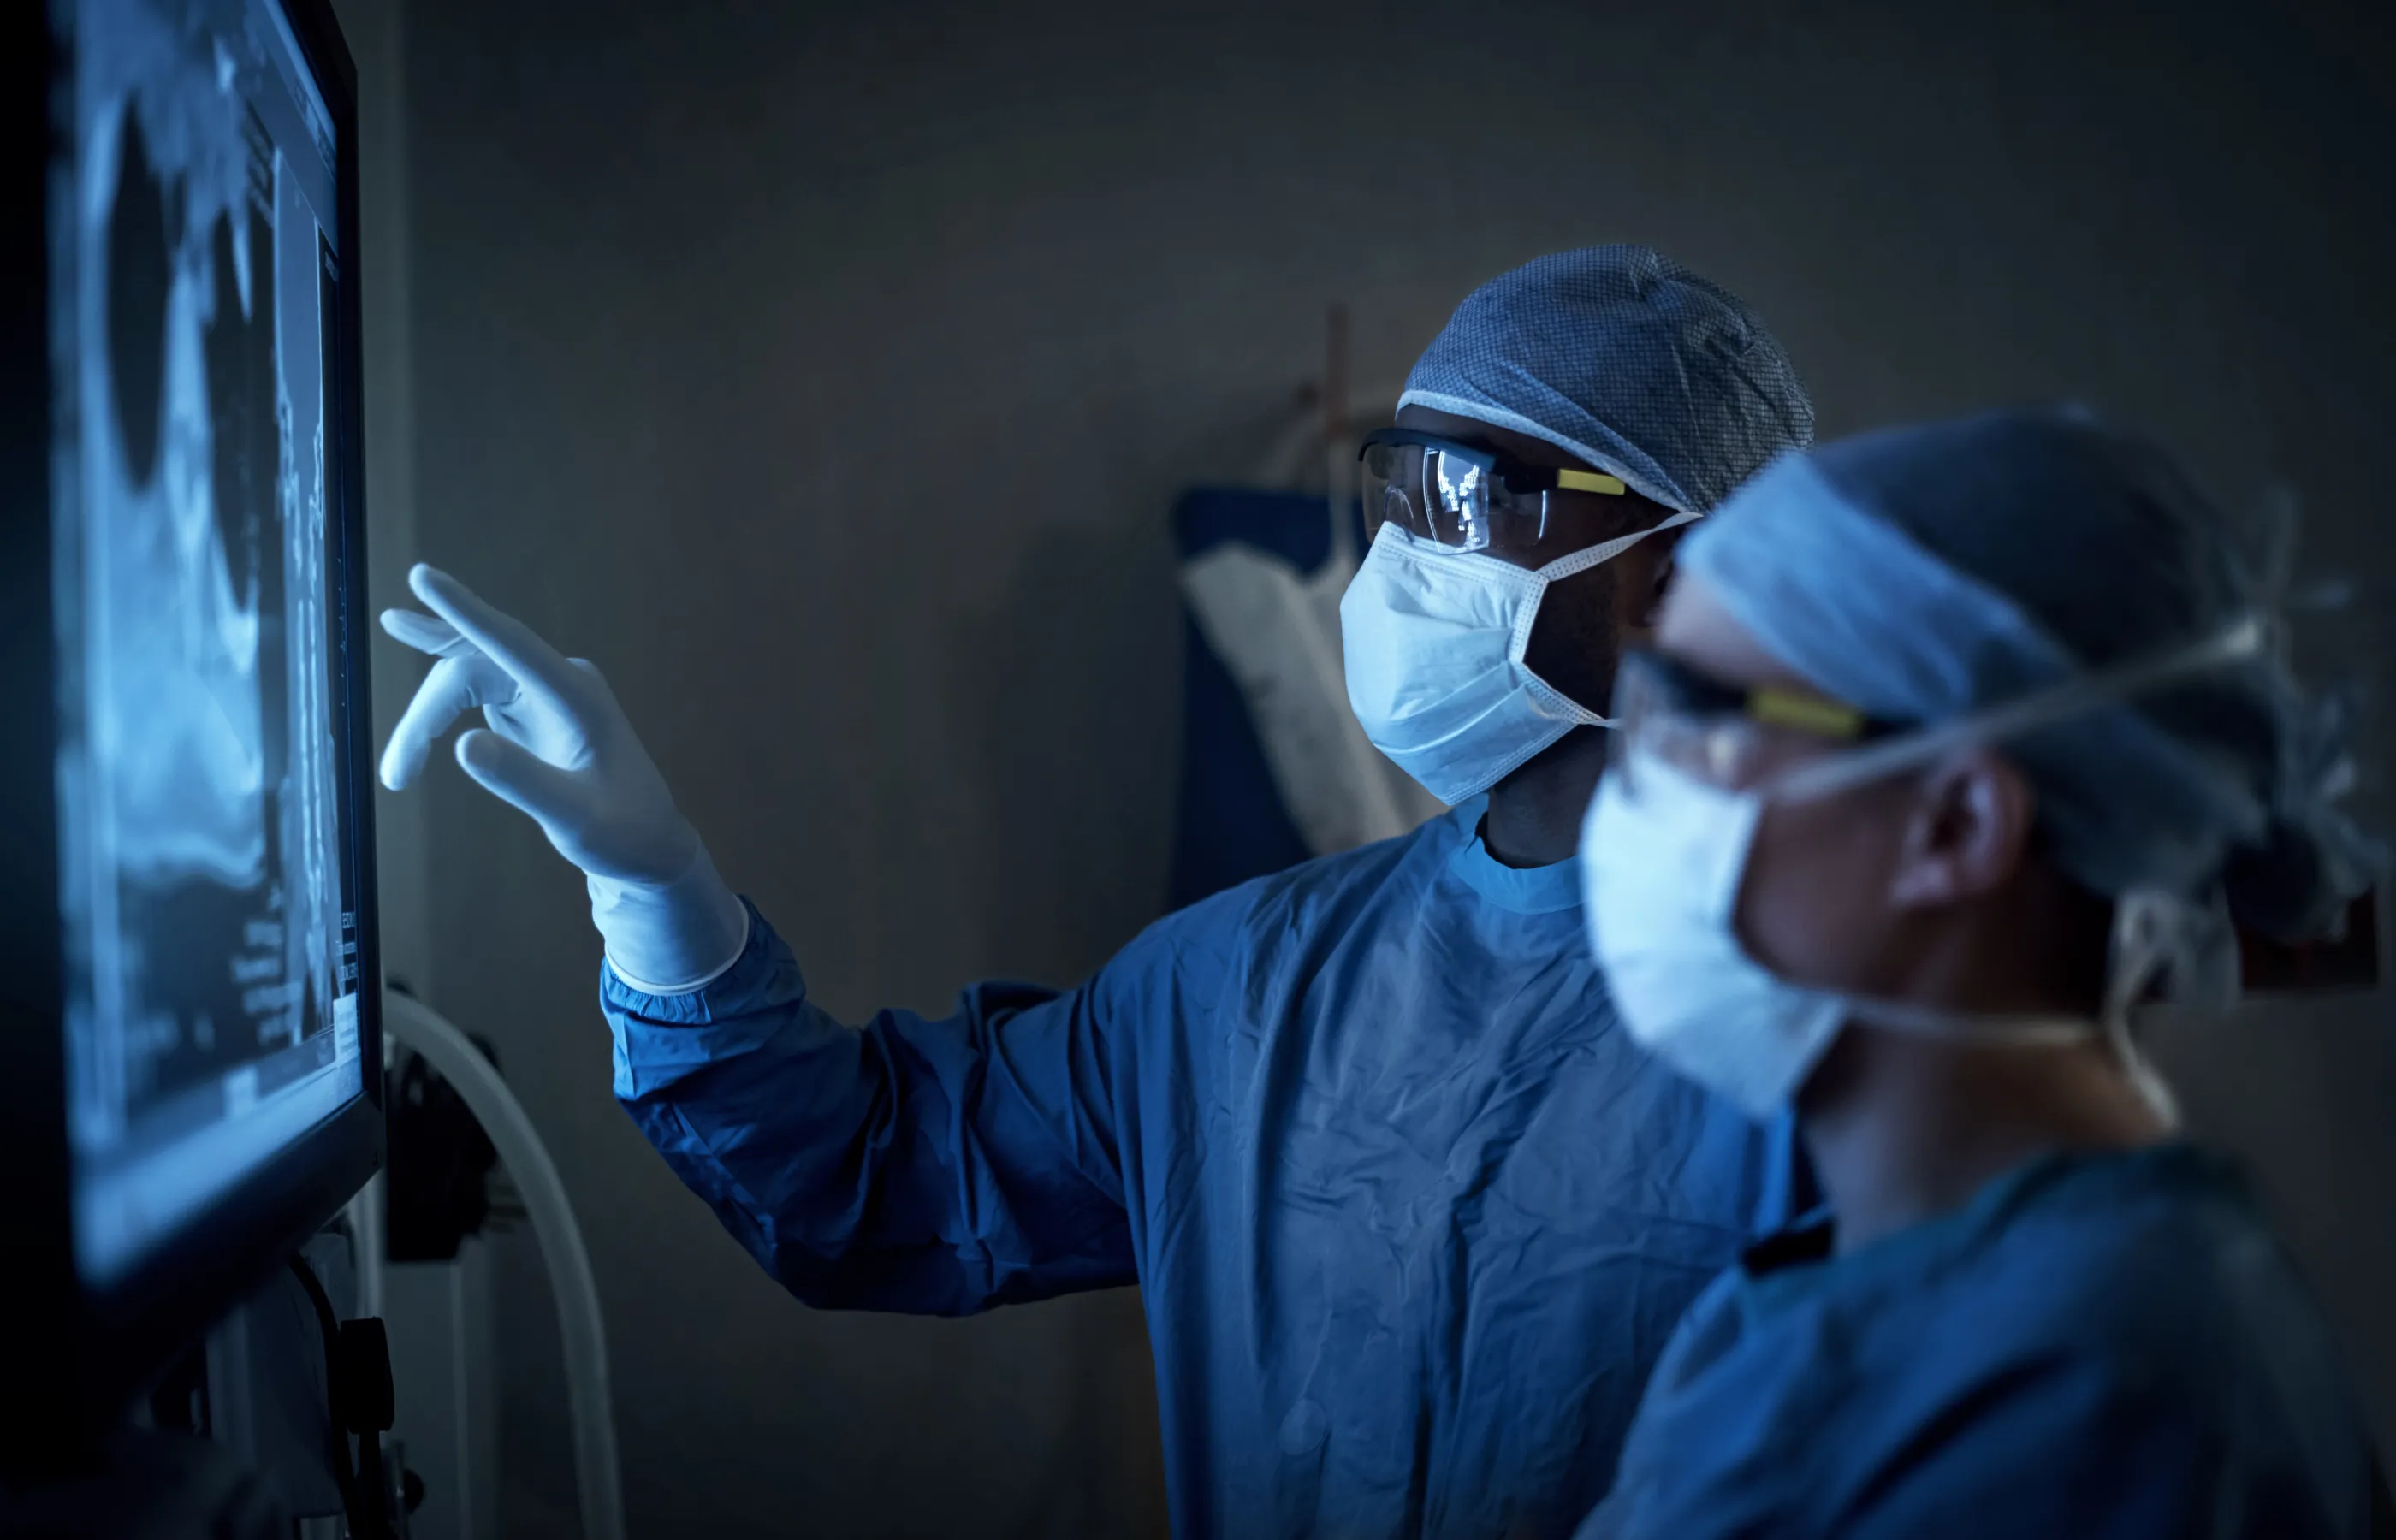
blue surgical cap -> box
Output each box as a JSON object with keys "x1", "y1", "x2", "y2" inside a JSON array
[
  {"x1": 1681, "y1": 407, "x2": 2382, "y2": 940},
  {"x1": 1401, "y1": 246, "x2": 1815, "y2": 512}
]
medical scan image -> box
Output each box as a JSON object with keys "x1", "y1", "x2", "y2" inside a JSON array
[{"x1": 54, "y1": 0, "x2": 364, "y2": 1281}]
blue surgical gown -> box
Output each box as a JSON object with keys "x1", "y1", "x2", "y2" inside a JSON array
[
  {"x1": 1580, "y1": 1142, "x2": 2375, "y2": 1540},
  {"x1": 603, "y1": 799, "x2": 1797, "y2": 1538}
]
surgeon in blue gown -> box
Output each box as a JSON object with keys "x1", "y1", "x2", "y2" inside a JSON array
[
  {"x1": 377, "y1": 247, "x2": 1816, "y2": 1538},
  {"x1": 1573, "y1": 409, "x2": 2386, "y2": 1538}
]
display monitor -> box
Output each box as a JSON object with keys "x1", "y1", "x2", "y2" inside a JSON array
[{"x1": 2, "y1": 0, "x2": 381, "y2": 1465}]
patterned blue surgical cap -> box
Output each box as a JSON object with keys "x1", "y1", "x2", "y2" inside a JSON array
[
  {"x1": 1401, "y1": 246, "x2": 1815, "y2": 512},
  {"x1": 1681, "y1": 407, "x2": 2385, "y2": 940}
]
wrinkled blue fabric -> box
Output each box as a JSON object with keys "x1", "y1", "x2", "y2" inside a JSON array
[
  {"x1": 1579, "y1": 1144, "x2": 2375, "y2": 1540},
  {"x1": 1399, "y1": 246, "x2": 1814, "y2": 513},
  {"x1": 1681, "y1": 410, "x2": 2383, "y2": 937},
  {"x1": 605, "y1": 800, "x2": 1800, "y2": 1539}
]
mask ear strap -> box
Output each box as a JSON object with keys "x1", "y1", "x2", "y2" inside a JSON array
[
  {"x1": 1841, "y1": 998, "x2": 2096, "y2": 1045},
  {"x1": 1534, "y1": 509, "x2": 1701, "y2": 583},
  {"x1": 1513, "y1": 511, "x2": 1705, "y2": 730}
]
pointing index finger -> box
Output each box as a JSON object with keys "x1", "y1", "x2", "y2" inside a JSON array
[
  {"x1": 406, "y1": 564, "x2": 590, "y2": 706},
  {"x1": 380, "y1": 607, "x2": 477, "y2": 659}
]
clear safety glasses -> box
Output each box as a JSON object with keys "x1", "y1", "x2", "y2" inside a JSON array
[
  {"x1": 1609, "y1": 615, "x2": 2269, "y2": 806},
  {"x1": 1357, "y1": 427, "x2": 1631, "y2": 554},
  {"x1": 1606, "y1": 648, "x2": 1910, "y2": 796}
]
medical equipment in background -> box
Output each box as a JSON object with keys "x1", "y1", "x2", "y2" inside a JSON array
[
  {"x1": 324, "y1": 869, "x2": 634, "y2": 1535},
  {"x1": 381, "y1": 990, "x2": 628, "y2": 1540},
  {"x1": 372, "y1": 987, "x2": 505, "y2": 1540},
  {"x1": 380, "y1": 1215, "x2": 499, "y2": 1540},
  {"x1": 1171, "y1": 305, "x2": 1444, "y2": 904}
]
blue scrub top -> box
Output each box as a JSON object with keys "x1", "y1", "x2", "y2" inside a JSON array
[
  {"x1": 1581, "y1": 1143, "x2": 2376, "y2": 1540},
  {"x1": 603, "y1": 801, "x2": 1797, "y2": 1538}
]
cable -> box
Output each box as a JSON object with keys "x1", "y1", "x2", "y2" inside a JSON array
[
  {"x1": 381, "y1": 990, "x2": 626, "y2": 1540},
  {"x1": 290, "y1": 1253, "x2": 400, "y2": 1538},
  {"x1": 287, "y1": 1253, "x2": 372, "y2": 1537}
]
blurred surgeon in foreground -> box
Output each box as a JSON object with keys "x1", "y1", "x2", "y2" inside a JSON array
[
  {"x1": 377, "y1": 246, "x2": 1817, "y2": 1537},
  {"x1": 1577, "y1": 408, "x2": 2385, "y2": 1538}
]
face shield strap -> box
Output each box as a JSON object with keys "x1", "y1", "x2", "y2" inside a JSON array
[
  {"x1": 1806, "y1": 619, "x2": 2263, "y2": 1128},
  {"x1": 1720, "y1": 615, "x2": 2265, "y2": 1121},
  {"x1": 1764, "y1": 614, "x2": 2268, "y2": 808}
]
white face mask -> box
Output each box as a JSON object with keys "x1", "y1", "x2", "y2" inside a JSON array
[
  {"x1": 1340, "y1": 516, "x2": 1699, "y2": 807},
  {"x1": 1579, "y1": 749, "x2": 1849, "y2": 1120},
  {"x1": 1580, "y1": 616, "x2": 2266, "y2": 1121}
]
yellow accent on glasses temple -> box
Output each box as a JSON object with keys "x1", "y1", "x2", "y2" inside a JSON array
[
  {"x1": 1556, "y1": 468, "x2": 1628, "y2": 496},
  {"x1": 1748, "y1": 690, "x2": 1866, "y2": 738}
]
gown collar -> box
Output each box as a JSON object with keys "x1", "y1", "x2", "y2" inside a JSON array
[{"x1": 1443, "y1": 800, "x2": 1586, "y2": 915}]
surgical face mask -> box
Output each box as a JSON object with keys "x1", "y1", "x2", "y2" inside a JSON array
[
  {"x1": 1580, "y1": 616, "x2": 2265, "y2": 1121},
  {"x1": 1341, "y1": 515, "x2": 1699, "y2": 807},
  {"x1": 1581, "y1": 749, "x2": 1846, "y2": 1118}
]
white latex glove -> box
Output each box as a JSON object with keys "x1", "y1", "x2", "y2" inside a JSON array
[{"x1": 379, "y1": 563, "x2": 748, "y2": 992}]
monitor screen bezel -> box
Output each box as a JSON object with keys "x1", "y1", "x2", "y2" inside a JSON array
[{"x1": 0, "y1": 0, "x2": 383, "y2": 1472}]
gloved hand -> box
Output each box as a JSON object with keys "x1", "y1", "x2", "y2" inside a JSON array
[{"x1": 379, "y1": 563, "x2": 749, "y2": 992}]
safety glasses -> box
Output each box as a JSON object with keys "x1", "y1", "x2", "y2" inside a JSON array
[
  {"x1": 1607, "y1": 648, "x2": 1910, "y2": 794},
  {"x1": 1610, "y1": 614, "x2": 2267, "y2": 804},
  {"x1": 1357, "y1": 427, "x2": 1630, "y2": 554}
]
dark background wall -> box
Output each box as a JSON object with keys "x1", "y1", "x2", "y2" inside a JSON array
[{"x1": 367, "y1": 1, "x2": 2395, "y2": 1534}]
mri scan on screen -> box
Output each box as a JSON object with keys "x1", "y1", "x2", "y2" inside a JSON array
[{"x1": 53, "y1": 0, "x2": 365, "y2": 1285}]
